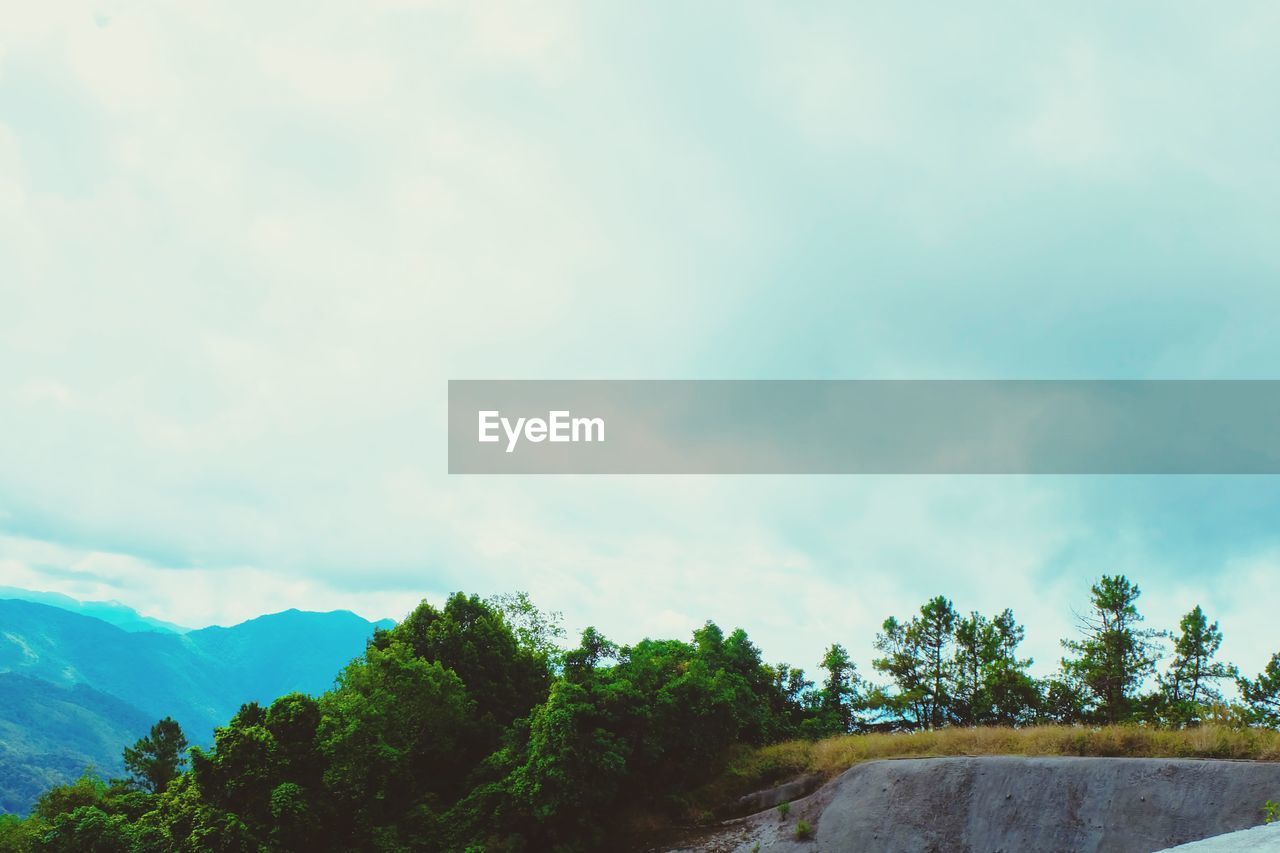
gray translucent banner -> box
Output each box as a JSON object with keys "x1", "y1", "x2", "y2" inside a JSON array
[{"x1": 448, "y1": 380, "x2": 1280, "y2": 474}]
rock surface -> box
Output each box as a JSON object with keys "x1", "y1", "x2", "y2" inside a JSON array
[
  {"x1": 731, "y1": 773, "x2": 826, "y2": 818},
  {"x1": 668, "y1": 756, "x2": 1280, "y2": 853}
]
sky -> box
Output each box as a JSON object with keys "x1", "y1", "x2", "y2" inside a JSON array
[{"x1": 3, "y1": 2, "x2": 1280, "y2": 683}]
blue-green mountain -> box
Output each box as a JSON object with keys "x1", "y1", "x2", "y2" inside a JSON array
[{"x1": 0, "y1": 597, "x2": 394, "y2": 813}]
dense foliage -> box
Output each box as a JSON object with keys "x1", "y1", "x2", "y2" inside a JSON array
[{"x1": 3, "y1": 577, "x2": 1279, "y2": 851}]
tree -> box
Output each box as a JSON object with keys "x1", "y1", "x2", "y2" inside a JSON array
[
  {"x1": 318, "y1": 639, "x2": 473, "y2": 837},
  {"x1": 872, "y1": 596, "x2": 957, "y2": 730},
  {"x1": 814, "y1": 644, "x2": 861, "y2": 735},
  {"x1": 1159, "y1": 605, "x2": 1235, "y2": 726},
  {"x1": 26, "y1": 584, "x2": 1277, "y2": 852},
  {"x1": 186, "y1": 693, "x2": 327, "y2": 848},
  {"x1": 952, "y1": 609, "x2": 1038, "y2": 726},
  {"x1": 37, "y1": 806, "x2": 151, "y2": 853},
  {"x1": 387, "y1": 593, "x2": 552, "y2": 735},
  {"x1": 503, "y1": 622, "x2": 788, "y2": 849},
  {"x1": 1238, "y1": 652, "x2": 1280, "y2": 727},
  {"x1": 140, "y1": 775, "x2": 257, "y2": 852},
  {"x1": 871, "y1": 616, "x2": 929, "y2": 729},
  {"x1": 507, "y1": 677, "x2": 630, "y2": 848},
  {"x1": 1060, "y1": 575, "x2": 1161, "y2": 724},
  {"x1": 123, "y1": 717, "x2": 188, "y2": 794},
  {"x1": 0, "y1": 812, "x2": 41, "y2": 852},
  {"x1": 1039, "y1": 676, "x2": 1088, "y2": 724},
  {"x1": 563, "y1": 626, "x2": 618, "y2": 683},
  {"x1": 915, "y1": 597, "x2": 958, "y2": 729},
  {"x1": 486, "y1": 590, "x2": 567, "y2": 667},
  {"x1": 765, "y1": 662, "x2": 814, "y2": 739}
]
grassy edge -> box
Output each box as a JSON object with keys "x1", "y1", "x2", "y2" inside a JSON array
[{"x1": 688, "y1": 724, "x2": 1280, "y2": 819}]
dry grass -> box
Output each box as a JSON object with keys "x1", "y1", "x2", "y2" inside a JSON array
[{"x1": 701, "y1": 725, "x2": 1280, "y2": 811}]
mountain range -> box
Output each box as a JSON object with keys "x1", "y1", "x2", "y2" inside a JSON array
[
  {"x1": 0, "y1": 586, "x2": 190, "y2": 634},
  {"x1": 0, "y1": 594, "x2": 395, "y2": 814}
]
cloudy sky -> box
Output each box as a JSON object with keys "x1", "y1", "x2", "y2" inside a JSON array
[{"x1": 3, "y1": 2, "x2": 1280, "y2": 681}]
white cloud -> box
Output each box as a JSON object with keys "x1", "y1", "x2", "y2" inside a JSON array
[
  {"x1": 0, "y1": 534, "x2": 423, "y2": 628},
  {"x1": 2, "y1": 0, "x2": 1280, "y2": 689},
  {"x1": 1018, "y1": 44, "x2": 1118, "y2": 169}
]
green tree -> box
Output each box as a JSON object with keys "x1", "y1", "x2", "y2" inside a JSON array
[
  {"x1": 952, "y1": 609, "x2": 1038, "y2": 726},
  {"x1": 502, "y1": 622, "x2": 791, "y2": 848},
  {"x1": 765, "y1": 662, "x2": 814, "y2": 739},
  {"x1": 916, "y1": 596, "x2": 958, "y2": 728},
  {"x1": 19, "y1": 773, "x2": 165, "y2": 853},
  {"x1": 0, "y1": 813, "x2": 41, "y2": 853},
  {"x1": 318, "y1": 639, "x2": 473, "y2": 843},
  {"x1": 32, "y1": 772, "x2": 109, "y2": 823},
  {"x1": 871, "y1": 616, "x2": 929, "y2": 729},
  {"x1": 384, "y1": 593, "x2": 552, "y2": 738},
  {"x1": 872, "y1": 596, "x2": 957, "y2": 729},
  {"x1": 186, "y1": 693, "x2": 328, "y2": 849},
  {"x1": 1159, "y1": 605, "x2": 1235, "y2": 726},
  {"x1": 815, "y1": 643, "x2": 861, "y2": 735},
  {"x1": 486, "y1": 590, "x2": 567, "y2": 667},
  {"x1": 563, "y1": 626, "x2": 618, "y2": 683},
  {"x1": 507, "y1": 677, "x2": 629, "y2": 847},
  {"x1": 1060, "y1": 575, "x2": 1161, "y2": 724},
  {"x1": 37, "y1": 585, "x2": 1269, "y2": 851},
  {"x1": 123, "y1": 717, "x2": 188, "y2": 794},
  {"x1": 152, "y1": 759, "x2": 278, "y2": 851},
  {"x1": 1238, "y1": 652, "x2": 1280, "y2": 727},
  {"x1": 37, "y1": 807, "x2": 146, "y2": 853},
  {"x1": 1039, "y1": 676, "x2": 1088, "y2": 724}
]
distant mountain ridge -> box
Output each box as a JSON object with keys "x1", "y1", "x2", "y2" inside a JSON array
[
  {"x1": 0, "y1": 586, "x2": 190, "y2": 633},
  {"x1": 0, "y1": 595, "x2": 398, "y2": 813}
]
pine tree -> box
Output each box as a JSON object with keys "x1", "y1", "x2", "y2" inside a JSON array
[
  {"x1": 1238, "y1": 653, "x2": 1280, "y2": 727},
  {"x1": 872, "y1": 596, "x2": 958, "y2": 729},
  {"x1": 123, "y1": 717, "x2": 188, "y2": 794},
  {"x1": 915, "y1": 596, "x2": 958, "y2": 729},
  {"x1": 1159, "y1": 605, "x2": 1235, "y2": 726},
  {"x1": 953, "y1": 609, "x2": 1038, "y2": 726},
  {"x1": 1060, "y1": 575, "x2": 1161, "y2": 724}
]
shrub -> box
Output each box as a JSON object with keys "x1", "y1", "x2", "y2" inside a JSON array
[
  {"x1": 777, "y1": 801, "x2": 790, "y2": 818},
  {"x1": 795, "y1": 818, "x2": 813, "y2": 840}
]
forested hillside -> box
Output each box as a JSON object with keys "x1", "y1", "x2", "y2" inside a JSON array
[
  {"x1": 0, "y1": 600, "x2": 391, "y2": 813},
  {"x1": 1, "y1": 579, "x2": 1277, "y2": 851},
  {"x1": 0, "y1": 676, "x2": 154, "y2": 815}
]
